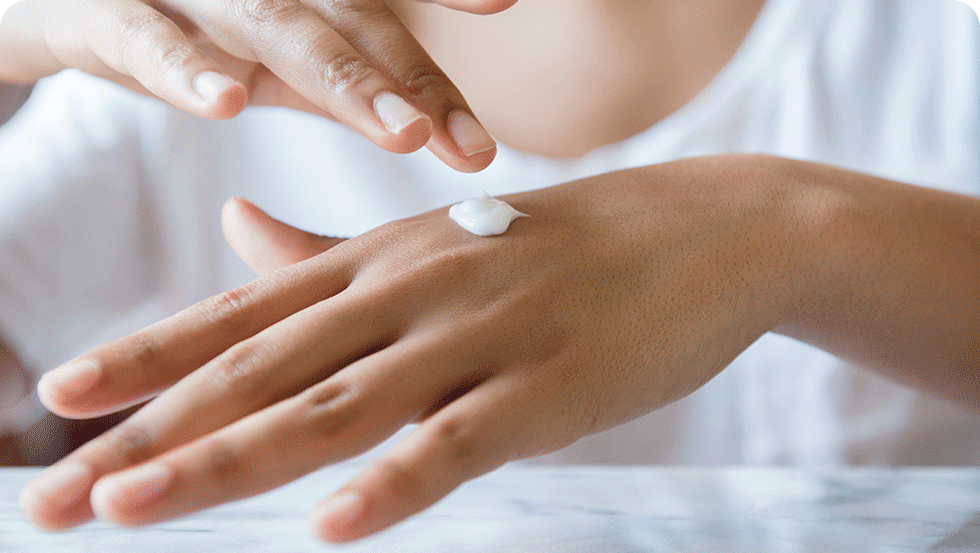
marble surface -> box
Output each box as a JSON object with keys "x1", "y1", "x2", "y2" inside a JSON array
[{"x1": 2, "y1": 466, "x2": 980, "y2": 552}]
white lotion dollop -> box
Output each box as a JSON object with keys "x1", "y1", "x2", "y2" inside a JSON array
[{"x1": 448, "y1": 190, "x2": 530, "y2": 236}]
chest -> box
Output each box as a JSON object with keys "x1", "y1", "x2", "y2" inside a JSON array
[{"x1": 389, "y1": 1, "x2": 682, "y2": 157}]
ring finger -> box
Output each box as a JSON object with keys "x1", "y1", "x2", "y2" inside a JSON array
[
  {"x1": 85, "y1": 328, "x2": 490, "y2": 526},
  {"x1": 20, "y1": 285, "x2": 391, "y2": 529}
]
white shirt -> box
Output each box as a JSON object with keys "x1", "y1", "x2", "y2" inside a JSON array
[{"x1": 0, "y1": 0, "x2": 978, "y2": 466}]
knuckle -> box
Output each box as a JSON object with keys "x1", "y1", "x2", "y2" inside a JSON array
[
  {"x1": 376, "y1": 459, "x2": 423, "y2": 502},
  {"x1": 321, "y1": 53, "x2": 374, "y2": 93},
  {"x1": 115, "y1": 10, "x2": 169, "y2": 59},
  {"x1": 124, "y1": 330, "x2": 159, "y2": 370},
  {"x1": 198, "y1": 283, "x2": 258, "y2": 335},
  {"x1": 204, "y1": 439, "x2": 246, "y2": 481},
  {"x1": 239, "y1": 0, "x2": 299, "y2": 28},
  {"x1": 431, "y1": 417, "x2": 479, "y2": 465},
  {"x1": 101, "y1": 422, "x2": 155, "y2": 465},
  {"x1": 150, "y1": 41, "x2": 197, "y2": 75},
  {"x1": 205, "y1": 340, "x2": 270, "y2": 393},
  {"x1": 401, "y1": 63, "x2": 455, "y2": 102},
  {"x1": 300, "y1": 383, "x2": 359, "y2": 439}
]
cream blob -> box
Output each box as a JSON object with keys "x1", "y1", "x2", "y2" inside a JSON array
[{"x1": 448, "y1": 190, "x2": 530, "y2": 236}]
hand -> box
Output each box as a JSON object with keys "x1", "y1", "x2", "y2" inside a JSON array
[
  {"x1": 20, "y1": 155, "x2": 808, "y2": 542},
  {"x1": 0, "y1": 0, "x2": 514, "y2": 172}
]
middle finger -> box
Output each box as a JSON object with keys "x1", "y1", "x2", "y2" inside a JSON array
[
  {"x1": 200, "y1": 0, "x2": 495, "y2": 170},
  {"x1": 21, "y1": 286, "x2": 389, "y2": 529},
  {"x1": 87, "y1": 326, "x2": 488, "y2": 526}
]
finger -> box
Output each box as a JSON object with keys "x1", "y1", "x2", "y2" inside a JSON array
[
  {"x1": 221, "y1": 197, "x2": 344, "y2": 277},
  {"x1": 87, "y1": 0, "x2": 248, "y2": 118},
  {"x1": 84, "y1": 331, "x2": 485, "y2": 527},
  {"x1": 203, "y1": 1, "x2": 431, "y2": 154},
  {"x1": 311, "y1": 376, "x2": 526, "y2": 543},
  {"x1": 2, "y1": 0, "x2": 248, "y2": 118},
  {"x1": 21, "y1": 283, "x2": 396, "y2": 530},
  {"x1": 421, "y1": 0, "x2": 520, "y2": 15},
  {"x1": 302, "y1": 2, "x2": 496, "y2": 172},
  {"x1": 37, "y1": 249, "x2": 356, "y2": 419},
  {"x1": 0, "y1": 0, "x2": 67, "y2": 82}
]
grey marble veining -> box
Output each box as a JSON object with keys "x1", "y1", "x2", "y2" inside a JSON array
[{"x1": 2, "y1": 466, "x2": 980, "y2": 552}]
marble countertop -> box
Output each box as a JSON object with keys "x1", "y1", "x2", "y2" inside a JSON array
[{"x1": 2, "y1": 466, "x2": 979, "y2": 552}]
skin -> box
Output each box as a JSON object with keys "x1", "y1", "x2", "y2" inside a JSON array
[
  {"x1": 0, "y1": 0, "x2": 512, "y2": 172},
  {"x1": 389, "y1": 0, "x2": 767, "y2": 157},
  {"x1": 2, "y1": 0, "x2": 978, "y2": 545},
  {"x1": 18, "y1": 155, "x2": 980, "y2": 543}
]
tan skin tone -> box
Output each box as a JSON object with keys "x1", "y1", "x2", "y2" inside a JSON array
[
  {"x1": 3, "y1": 0, "x2": 979, "y2": 545},
  {"x1": 388, "y1": 0, "x2": 767, "y2": 157},
  {"x1": 0, "y1": 0, "x2": 511, "y2": 171}
]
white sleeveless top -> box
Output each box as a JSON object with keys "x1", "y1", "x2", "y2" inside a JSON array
[{"x1": 0, "y1": 0, "x2": 977, "y2": 466}]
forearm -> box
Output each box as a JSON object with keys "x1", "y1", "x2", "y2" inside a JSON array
[{"x1": 775, "y1": 160, "x2": 980, "y2": 409}]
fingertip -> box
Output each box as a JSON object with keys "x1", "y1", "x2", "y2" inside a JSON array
[
  {"x1": 309, "y1": 491, "x2": 368, "y2": 543},
  {"x1": 89, "y1": 464, "x2": 173, "y2": 527},
  {"x1": 456, "y1": 145, "x2": 498, "y2": 173},
  {"x1": 425, "y1": 139, "x2": 497, "y2": 173},
  {"x1": 20, "y1": 463, "x2": 97, "y2": 531},
  {"x1": 385, "y1": 115, "x2": 433, "y2": 154},
  {"x1": 89, "y1": 477, "x2": 126, "y2": 526},
  {"x1": 373, "y1": 91, "x2": 432, "y2": 154},
  {"x1": 207, "y1": 81, "x2": 249, "y2": 120},
  {"x1": 423, "y1": 109, "x2": 498, "y2": 172},
  {"x1": 192, "y1": 72, "x2": 248, "y2": 120},
  {"x1": 221, "y1": 196, "x2": 250, "y2": 225},
  {"x1": 436, "y1": 0, "x2": 520, "y2": 15},
  {"x1": 36, "y1": 360, "x2": 101, "y2": 416}
]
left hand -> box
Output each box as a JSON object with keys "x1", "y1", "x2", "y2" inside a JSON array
[{"x1": 20, "y1": 155, "x2": 808, "y2": 542}]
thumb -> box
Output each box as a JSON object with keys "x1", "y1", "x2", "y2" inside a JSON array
[{"x1": 221, "y1": 197, "x2": 345, "y2": 276}]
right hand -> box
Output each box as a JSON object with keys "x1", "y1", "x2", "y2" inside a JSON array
[{"x1": 0, "y1": 0, "x2": 515, "y2": 172}]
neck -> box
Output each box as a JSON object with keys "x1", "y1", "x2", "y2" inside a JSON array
[{"x1": 390, "y1": 0, "x2": 767, "y2": 158}]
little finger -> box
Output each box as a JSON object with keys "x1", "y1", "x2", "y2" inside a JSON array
[{"x1": 311, "y1": 375, "x2": 530, "y2": 543}]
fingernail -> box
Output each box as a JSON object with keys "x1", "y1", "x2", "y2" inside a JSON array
[
  {"x1": 447, "y1": 109, "x2": 496, "y2": 156},
  {"x1": 193, "y1": 71, "x2": 236, "y2": 105},
  {"x1": 374, "y1": 92, "x2": 427, "y2": 134},
  {"x1": 311, "y1": 492, "x2": 365, "y2": 536},
  {"x1": 23, "y1": 463, "x2": 93, "y2": 513},
  {"x1": 94, "y1": 464, "x2": 172, "y2": 512},
  {"x1": 38, "y1": 360, "x2": 100, "y2": 398}
]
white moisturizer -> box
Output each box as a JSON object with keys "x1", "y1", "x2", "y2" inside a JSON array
[{"x1": 448, "y1": 190, "x2": 530, "y2": 236}]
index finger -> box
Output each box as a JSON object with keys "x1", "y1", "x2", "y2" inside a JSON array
[
  {"x1": 37, "y1": 248, "x2": 352, "y2": 420},
  {"x1": 203, "y1": 0, "x2": 496, "y2": 171}
]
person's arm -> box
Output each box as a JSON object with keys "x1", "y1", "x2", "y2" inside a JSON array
[
  {"x1": 19, "y1": 154, "x2": 980, "y2": 541},
  {"x1": 773, "y1": 160, "x2": 980, "y2": 409},
  {"x1": 0, "y1": 0, "x2": 514, "y2": 172}
]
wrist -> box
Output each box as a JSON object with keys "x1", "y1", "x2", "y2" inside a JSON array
[
  {"x1": 743, "y1": 156, "x2": 857, "y2": 338},
  {"x1": 766, "y1": 158, "x2": 903, "y2": 349}
]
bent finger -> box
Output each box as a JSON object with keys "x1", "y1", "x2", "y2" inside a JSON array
[
  {"x1": 421, "y1": 0, "x2": 520, "y2": 15},
  {"x1": 304, "y1": 2, "x2": 495, "y2": 171},
  {"x1": 74, "y1": 0, "x2": 246, "y2": 118},
  {"x1": 208, "y1": 0, "x2": 431, "y2": 154}
]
